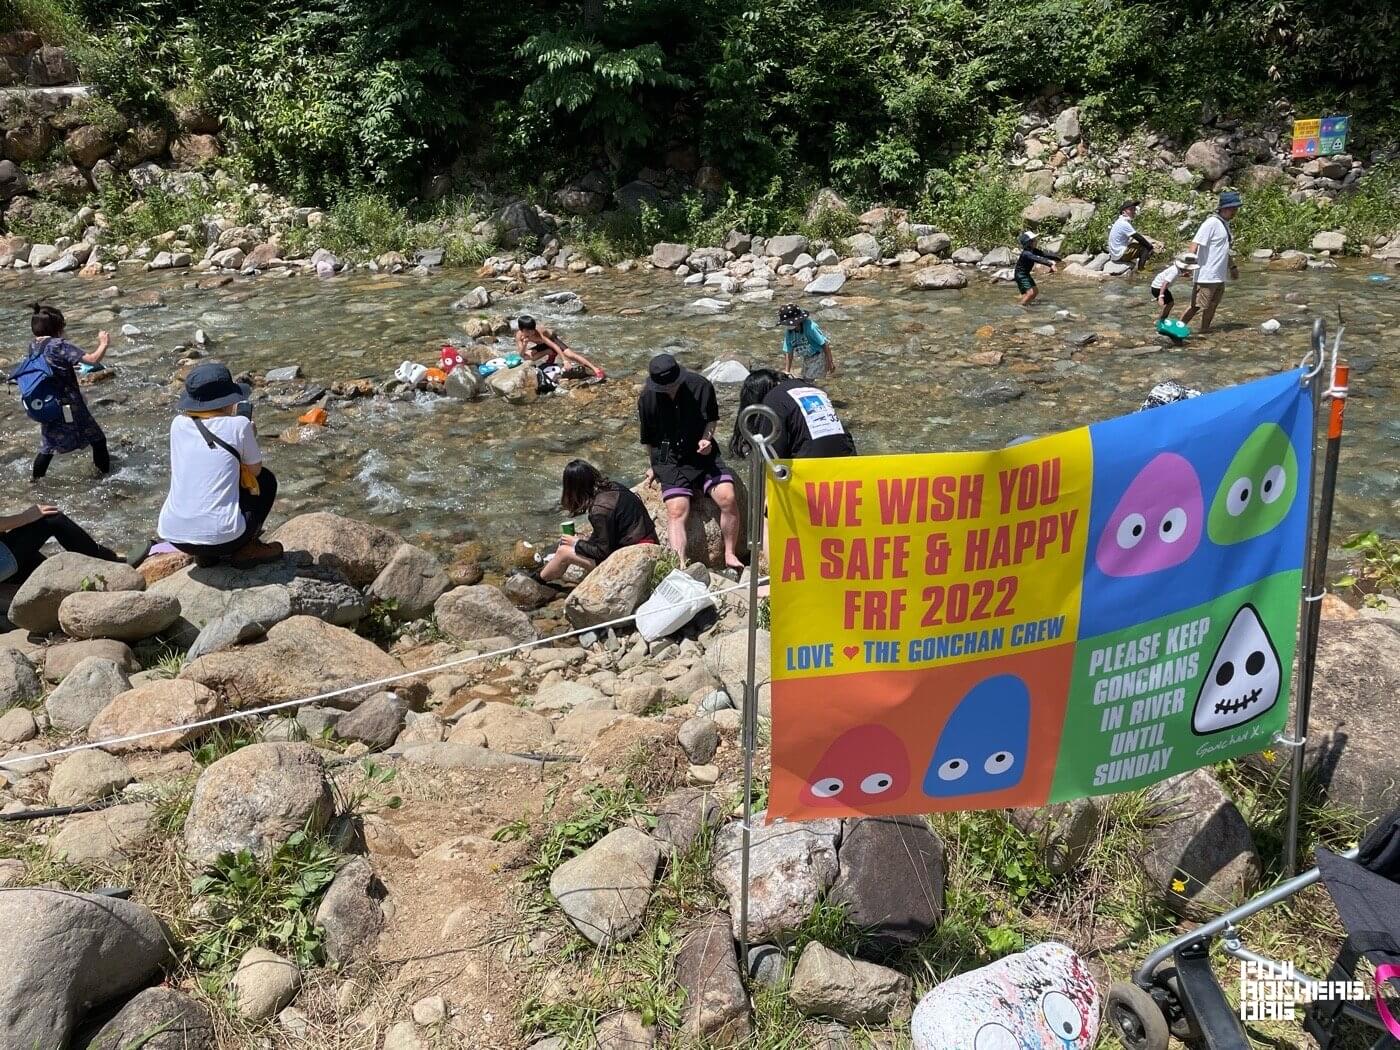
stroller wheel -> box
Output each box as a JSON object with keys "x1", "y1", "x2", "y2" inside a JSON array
[
  {"x1": 1107, "y1": 982, "x2": 1171, "y2": 1050},
  {"x1": 1153, "y1": 968, "x2": 1200, "y2": 1041}
]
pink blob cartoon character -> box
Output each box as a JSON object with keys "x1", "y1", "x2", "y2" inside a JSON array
[
  {"x1": 1095, "y1": 452, "x2": 1204, "y2": 577},
  {"x1": 801, "y1": 724, "x2": 911, "y2": 808}
]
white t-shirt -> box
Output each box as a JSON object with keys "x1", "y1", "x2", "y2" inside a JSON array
[
  {"x1": 1192, "y1": 214, "x2": 1233, "y2": 284},
  {"x1": 1108, "y1": 215, "x2": 1137, "y2": 259},
  {"x1": 1151, "y1": 263, "x2": 1182, "y2": 290},
  {"x1": 158, "y1": 415, "x2": 262, "y2": 545}
]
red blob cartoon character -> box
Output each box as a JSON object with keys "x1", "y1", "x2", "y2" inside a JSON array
[
  {"x1": 439, "y1": 345, "x2": 464, "y2": 375},
  {"x1": 800, "y1": 724, "x2": 910, "y2": 808}
]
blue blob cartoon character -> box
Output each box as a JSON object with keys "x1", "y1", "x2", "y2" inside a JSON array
[{"x1": 922, "y1": 675, "x2": 1030, "y2": 798}]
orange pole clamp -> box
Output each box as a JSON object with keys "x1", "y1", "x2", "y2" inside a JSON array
[{"x1": 1327, "y1": 362, "x2": 1349, "y2": 439}]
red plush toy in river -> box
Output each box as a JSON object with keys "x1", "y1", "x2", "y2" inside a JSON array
[{"x1": 439, "y1": 346, "x2": 464, "y2": 374}]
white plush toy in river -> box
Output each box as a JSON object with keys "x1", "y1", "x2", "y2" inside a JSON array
[{"x1": 911, "y1": 941, "x2": 1099, "y2": 1050}]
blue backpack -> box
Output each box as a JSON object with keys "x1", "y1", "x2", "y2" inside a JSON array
[{"x1": 11, "y1": 340, "x2": 67, "y2": 423}]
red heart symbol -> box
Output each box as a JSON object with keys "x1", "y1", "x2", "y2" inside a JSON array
[{"x1": 843, "y1": 646, "x2": 860, "y2": 660}]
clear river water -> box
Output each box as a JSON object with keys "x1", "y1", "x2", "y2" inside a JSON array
[{"x1": 1, "y1": 262, "x2": 1394, "y2": 570}]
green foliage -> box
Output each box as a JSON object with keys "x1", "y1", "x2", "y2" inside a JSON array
[
  {"x1": 525, "y1": 782, "x2": 652, "y2": 887},
  {"x1": 949, "y1": 810, "x2": 1054, "y2": 904},
  {"x1": 923, "y1": 169, "x2": 1028, "y2": 249},
  {"x1": 188, "y1": 829, "x2": 340, "y2": 969},
  {"x1": 192, "y1": 724, "x2": 257, "y2": 766},
  {"x1": 358, "y1": 596, "x2": 402, "y2": 645},
  {"x1": 102, "y1": 181, "x2": 217, "y2": 244},
  {"x1": 7, "y1": 199, "x2": 76, "y2": 244},
  {"x1": 1335, "y1": 530, "x2": 1400, "y2": 601}
]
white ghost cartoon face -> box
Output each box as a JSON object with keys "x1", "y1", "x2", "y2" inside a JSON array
[{"x1": 1192, "y1": 604, "x2": 1281, "y2": 735}]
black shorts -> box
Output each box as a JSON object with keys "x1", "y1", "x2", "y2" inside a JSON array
[
  {"x1": 656, "y1": 458, "x2": 736, "y2": 501},
  {"x1": 1152, "y1": 285, "x2": 1174, "y2": 307},
  {"x1": 1015, "y1": 273, "x2": 1036, "y2": 293}
]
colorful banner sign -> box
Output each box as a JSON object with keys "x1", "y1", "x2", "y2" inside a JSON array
[
  {"x1": 1292, "y1": 115, "x2": 1349, "y2": 159},
  {"x1": 768, "y1": 371, "x2": 1311, "y2": 820}
]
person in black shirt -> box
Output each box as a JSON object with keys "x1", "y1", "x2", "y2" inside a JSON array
[
  {"x1": 539, "y1": 460, "x2": 658, "y2": 583},
  {"x1": 1014, "y1": 231, "x2": 1060, "y2": 306},
  {"x1": 638, "y1": 353, "x2": 743, "y2": 571},
  {"x1": 729, "y1": 368, "x2": 856, "y2": 461}
]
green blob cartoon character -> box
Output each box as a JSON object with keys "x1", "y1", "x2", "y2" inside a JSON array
[{"x1": 1208, "y1": 423, "x2": 1298, "y2": 544}]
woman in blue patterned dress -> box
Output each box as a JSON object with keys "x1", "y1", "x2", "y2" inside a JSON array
[{"x1": 25, "y1": 303, "x2": 111, "y2": 481}]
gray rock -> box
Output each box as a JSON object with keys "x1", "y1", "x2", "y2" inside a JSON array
[
  {"x1": 766, "y1": 235, "x2": 810, "y2": 264},
  {"x1": 1311, "y1": 230, "x2": 1346, "y2": 253},
  {"x1": 0, "y1": 889, "x2": 171, "y2": 1048},
  {"x1": 82, "y1": 986, "x2": 214, "y2": 1050},
  {"x1": 843, "y1": 232, "x2": 881, "y2": 259},
  {"x1": 394, "y1": 742, "x2": 543, "y2": 769},
  {"x1": 333, "y1": 691, "x2": 407, "y2": 751},
  {"x1": 549, "y1": 826, "x2": 661, "y2": 946},
  {"x1": 315, "y1": 856, "x2": 386, "y2": 965},
  {"x1": 565, "y1": 545, "x2": 665, "y2": 629},
  {"x1": 57, "y1": 590, "x2": 180, "y2": 642},
  {"x1": 1142, "y1": 768, "x2": 1259, "y2": 919},
  {"x1": 454, "y1": 703, "x2": 553, "y2": 753},
  {"x1": 703, "y1": 629, "x2": 771, "y2": 717},
  {"x1": 916, "y1": 232, "x2": 951, "y2": 256},
  {"x1": 650, "y1": 242, "x2": 691, "y2": 269},
  {"x1": 676, "y1": 914, "x2": 751, "y2": 1045},
  {"x1": 296, "y1": 705, "x2": 342, "y2": 739},
  {"x1": 286, "y1": 575, "x2": 368, "y2": 626},
  {"x1": 533, "y1": 680, "x2": 605, "y2": 712},
  {"x1": 1054, "y1": 106, "x2": 1081, "y2": 144},
  {"x1": 1303, "y1": 619, "x2": 1400, "y2": 819},
  {"x1": 151, "y1": 562, "x2": 294, "y2": 645},
  {"x1": 444, "y1": 366, "x2": 485, "y2": 401},
  {"x1": 503, "y1": 572, "x2": 559, "y2": 611},
  {"x1": 594, "y1": 1010, "x2": 655, "y2": 1049},
  {"x1": 829, "y1": 816, "x2": 945, "y2": 950},
  {"x1": 1008, "y1": 797, "x2": 1104, "y2": 874},
  {"x1": 415, "y1": 247, "x2": 444, "y2": 268},
  {"x1": 678, "y1": 715, "x2": 719, "y2": 764},
  {"x1": 788, "y1": 941, "x2": 911, "y2": 1024},
  {"x1": 9, "y1": 552, "x2": 146, "y2": 634},
  {"x1": 980, "y1": 246, "x2": 1014, "y2": 268},
  {"x1": 48, "y1": 749, "x2": 132, "y2": 805},
  {"x1": 966, "y1": 379, "x2": 1026, "y2": 406},
  {"x1": 50, "y1": 802, "x2": 155, "y2": 866},
  {"x1": 804, "y1": 271, "x2": 847, "y2": 295},
  {"x1": 0, "y1": 647, "x2": 41, "y2": 709},
  {"x1": 0, "y1": 706, "x2": 36, "y2": 743},
  {"x1": 1184, "y1": 140, "x2": 1232, "y2": 181},
  {"x1": 184, "y1": 743, "x2": 334, "y2": 865},
  {"x1": 651, "y1": 787, "x2": 723, "y2": 856},
  {"x1": 265, "y1": 365, "x2": 302, "y2": 382},
  {"x1": 43, "y1": 639, "x2": 137, "y2": 683},
  {"x1": 268, "y1": 512, "x2": 402, "y2": 588},
  {"x1": 436, "y1": 585, "x2": 538, "y2": 644},
  {"x1": 186, "y1": 611, "x2": 271, "y2": 659},
  {"x1": 713, "y1": 812, "x2": 840, "y2": 943},
  {"x1": 492, "y1": 200, "x2": 550, "y2": 247},
  {"x1": 699, "y1": 689, "x2": 734, "y2": 713},
  {"x1": 453, "y1": 286, "x2": 492, "y2": 310},
  {"x1": 748, "y1": 944, "x2": 786, "y2": 988},
  {"x1": 232, "y1": 947, "x2": 299, "y2": 1020},
  {"x1": 368, "y1": 543, "x2": 450, "y2": 621},
  {"x1": 723, "y1": 230, "x2": 751, "y2": 254},
  {"x1": 912, "y1": 265, "x2": 968, "y2": 290}
]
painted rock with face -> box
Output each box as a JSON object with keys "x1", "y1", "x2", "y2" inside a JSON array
[
  {"x1": 922, "y1": 674, "x2": 1029, "y2": 798},
  {"x1": 1096, "y1": 452, "x2": 1204, "y2": 577},
  {"x1": 801, "y1": 724, "x2": 911, "y2": 808},
  {"x1": 911, "y1": 941, "x2": 1100, "y2": 1050},
  {"x1": 1192, "y1": 603, "x2": 1282, "y2": 735},
  {"x1": 1208, "y1": 422, "x2": 1298, "y2": 545}
]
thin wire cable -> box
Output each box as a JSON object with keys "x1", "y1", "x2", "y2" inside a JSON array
[{"x1": 2, "y1": 575, "x2": 766, "y2": 770}]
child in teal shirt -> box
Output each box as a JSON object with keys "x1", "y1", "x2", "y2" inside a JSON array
[{"x1": 778, "y1": 304, "x2": 835, "y2": 382}]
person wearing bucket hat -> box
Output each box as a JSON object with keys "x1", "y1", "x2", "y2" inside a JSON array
[
  {"x1": 1181, "y1": 190, "x2": 1241, "y2": 333},
  {"x1": 1108, "y1": 200, "x2": 1156, "y2": 271},
  {"x1": 156, "y1": 362, "x2": 283, "y2": 566},
  {"x1": 1014, "y1": 231, "x2": 1060, "y2": 305},
  {"x1": 637, "y1": 353, "x2": 744, "y2": 572},
  {"x1": 777, "y1": 304, "x2": 835, "y2": 382},
  {"x1": 1149, "y1": 252, "x2": 1197, "y2": 322}
]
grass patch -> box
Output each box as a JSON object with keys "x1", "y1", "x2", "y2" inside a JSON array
[
  {"x1": 922, "y1": 171, "x2": 1028, "y2": 250},
  {"x1": 520, "y1": 781, "x2": 653, "y2": 890}
]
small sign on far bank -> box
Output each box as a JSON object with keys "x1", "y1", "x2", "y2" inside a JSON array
[{"x1": 1292, "y1": 115, "x2": 1350, "y2": 158}]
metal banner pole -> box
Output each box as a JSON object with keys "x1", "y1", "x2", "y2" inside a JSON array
[
  {"x1": 1283, "y1": 326, "x2": 1347, "y2": 873},
  {"x1": 736, "y1": 404, "x2": 786, "y2": 973}
]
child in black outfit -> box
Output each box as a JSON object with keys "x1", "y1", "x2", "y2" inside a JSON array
[
  {"x1": 20, "y1": 303, "x2": 111, "y2": 481},
  {"x1": 1014, "y1": 231, "x2": 1060, "y2": 306}
]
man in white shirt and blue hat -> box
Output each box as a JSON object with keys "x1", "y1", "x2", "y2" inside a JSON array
[{"x1": 1180, "y1": 190, "x2": 1241, "y2": 334}]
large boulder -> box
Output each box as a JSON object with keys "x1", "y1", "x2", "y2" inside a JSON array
[
  {"x1": 9, "y1": 552, "x2": 145, "y2": 634},
  {"x1": 1184, "y1": 140, "x2": 1232, "y2": 181},
  {"x1": 789, "y1": 942, "x2": 911, "y2": 1025},
  {"x1": 183, "y1": 742, "x2": 334, "y2": 865},
  {"x1": 631, "y1": 479, "x2": 747, "y2": 570},
  {"x1": 171, "y1": 133, "x2": 221, "y2": 168},
  {"x1": 1304, "y1": 619, "x2": 1400, "y2": 819},
  {"x1": 65, "y1": 124, "x2": 113, "y2": 168},
  {"x1": 492, "y1": 200, "x2": 550, "y2": 248},
  {"x1": 675, "y1": 913, "x2": 751, "y2": 1045},
  {"x1": 48, "y1": 749, "x2": 132, "y2": 805},
  {"x1": 57, "y1": 590, "x2": 180, "y2": 642},
  {"x1": 180, "y1": 616, "x2": 426, "y2": 709},
  {"x1": 150, "y1": 560, "x2": 296, "y2": 646},
  {"x1": 44, "y1": 639, "x2": 137, "y2": 683},
  {"x1": 712, "y1": 812, "x2": 840, "y2": 943},
  {"x1": 703, "y1": 628, "x2": 771, "y2": 717},
  {"x1": 1021, "y1": 195, "x2": 1072, "y2": 226},
  {"x1": 1141, "y1": 769, "x2": 1260, "y2": 919},
  {"x1": 0, "y1": 889, "x2": 172, "y2": 1049},
  {"x1": 650, "y1": 242, "x2": 691, "y2": 269},
  {"x1": 564, "y1": 545, "x2": 664, "y2": 629},
  {"x1": 0, "y1": 647, "x2": 41, "y2": 709},
  {"x1": 368, "y1": 543, "x2": 450, "y2": 621},
  {"x1": 315, "y1": 856, "x2": 387, "y2": 966},
  {"x1": 486, "y1": 362, "x2": 540, "y2": 403},
  {"x1": 333, "y1": 691, "x2": 407, "y2": 751},
  {"x1": 766, "y1": 235, "x2": 810, "y2": 265},
  {"x1": 912, "y1": 265, "x2": 968, "y2": 290},
  {"x1": 88, "y1": 679, "x2": 223, "y2": 753},
  {"x1": 549, "y1": 826, "x2": 661, "y2": 946},
  {"x1": 1054, "y1": 106, "x2": 1082, "y2": 144},
  {"x1": 651, "y1": 787, "x2": 724, "y2": 857},
  {"x1": 829, "y1": 816, "x2": 946, "y2": 951},
  {"x1": 82, "y1": 987, "x2": 214, "y2": 1050},
  {"x1": 268, "y1": 513, "x2": 402, "y2": 587},
  {"x1": 45, "y1": 656, "x2": 131, "y2": 732},
  {"x1": 434, "y1": 585, "x2": 538, "y2": 646}
]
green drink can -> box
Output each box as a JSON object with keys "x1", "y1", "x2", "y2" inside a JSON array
[{"x1": 561, "y1": 520, "x2": 576, "y2": 536}]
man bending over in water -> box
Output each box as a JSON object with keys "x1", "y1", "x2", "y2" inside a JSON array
[{"x1": 514, "y1": 316, "x2": 605, "y2": 379}]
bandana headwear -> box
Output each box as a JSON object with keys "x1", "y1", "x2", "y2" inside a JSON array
[{"x1": 777, "y1": 304, "x2": 809, "y2": 326}]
